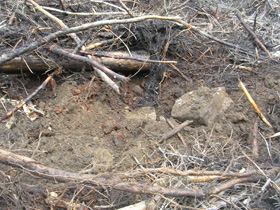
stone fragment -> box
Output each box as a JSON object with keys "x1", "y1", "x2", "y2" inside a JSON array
[
  {"x1": 101, "y1": 121, "x2": 121, "y2": 134},
  {"x1": 171, "y1": 87, "x2": 232, "y2": 126},
  {"x1": 264, "y1": 75, "x2": 277, "y2": 89},
  {"x1": 112, "y1": 132, "x2": 126, "y2": 147},
  {"x1": 231, "y1": 113, "x2": 248, "y2": 124}
]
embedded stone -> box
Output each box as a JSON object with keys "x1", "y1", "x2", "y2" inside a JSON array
[{"x1": 171, "y1": 87, "x2": 232, "y2": 126}]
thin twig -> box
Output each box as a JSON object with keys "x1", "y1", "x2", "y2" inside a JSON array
[
  {"x1": 158, "y1": 120, "x2": 192, "y2": 143},
  {"x1": 239, "y1": 80, "x2": 272, "y2": 127},
  {"x1": 41, "y1": 6, "x2": 126, "y2": 16},
  {"x1": 166, "y1": 119, "x2": 188, "y2": 148},
  {"x1": 236, "y1": 11, "x2": 272, "y2": 58},
  {"x1": 210, "y1": 194, "x2": 242, "y2": 210},
  {"x1": 26, "y1": 0, "x2": 81, "y2": 45},
  {"x1": 49, "y1": 46, "x2": 128, "y2": 82},
  {"x1": 1, "y1": 68, "x2": 61, "y2": 121},
  {"x1": 91, "y1": 0, "x2": 126, "y2": 12},
  {"x1": 117, "y1": 0, "x2": 134, "y2": 17},
  {"x1": 0, "y1": 15, "x2": 180, "y2": 65},
  {"x1": 31, "y1": 130, "x2": 43, "y2": 158},
  {"x1": 252, "y1": 118, "x2": 259, "y2": 159},
  {"x1": 168, "y1": 63, "x2": 189, "y2": 81},
  {"x1": 259, "y1": 132, "x2": 273, "y2": 162},
  {"x1": 133, "y1": 156, "x2": 157, "y2": 180},
  {"x1": 242, "y1": 151, "x2": 280, "y2": 195}
]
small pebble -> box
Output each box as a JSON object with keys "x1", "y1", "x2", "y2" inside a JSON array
[{"x1": 232, "y1": 114, "x2": 248, "y2": 124}]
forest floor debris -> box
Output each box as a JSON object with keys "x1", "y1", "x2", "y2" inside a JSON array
[{"x1": 0, "y1": 0, "x2": 280, "y2": 209}]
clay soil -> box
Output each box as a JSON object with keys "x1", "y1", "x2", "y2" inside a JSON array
[{"x1": 0, "y1": 0, "x2": 280, "y2": 209}]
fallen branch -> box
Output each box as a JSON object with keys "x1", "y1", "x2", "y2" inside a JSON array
[
  {"x1": 0, "y1": 51, "x2": 153, "y2": 73},
  {"x1": 2, "y1": 14, "x2": 269, "y2": 68},
  {"x1": 3, "y1": 13, "x2": 276, "y2": 78},
  {"x1": 27, "y1": 0, "x2": 124, "y2": 93},
  {"x1": 49, "y1": 46, "x2": 129, "y2": 82},
  {"x1": 0, "y1": 148, "x2": 277, "y2": 198},
  {"x1": 0, "y1": 15, "x2": 180, "y2": 66},
  {"x1": 0, "y1": 148, "x2": 204, "y2": 197}
]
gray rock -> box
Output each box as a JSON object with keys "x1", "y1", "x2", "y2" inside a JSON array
[{"x1": 171, "y1": 87, "x2": 232, "y2": 126}]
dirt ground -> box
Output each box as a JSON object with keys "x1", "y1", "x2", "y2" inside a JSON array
[
  {"x1": 1, "y1": 0, "x2": 280, "y2": 209},
  {"x1": 1, "y1": 58, "x2": 280, "y2": 209}
]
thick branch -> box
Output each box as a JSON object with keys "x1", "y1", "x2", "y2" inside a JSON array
[
  {"x1": 0, "y1": 148, "x2": 204, "y2": 197},
  {"x1": 0, "y1": 51, "x2": 151, "y2": 73},
  {"x1": 0, "y1": 14, "x2": 276, "y2": 67}
]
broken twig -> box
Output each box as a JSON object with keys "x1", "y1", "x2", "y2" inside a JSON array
[
  {"x1": 236, "y1": 11, "x2": 272, "y2": 58},
  {"x1": 252, "y1": 118, "x2": 259, "y2": 159},
  {"x1": 166, "y1": 119, "x2": 188, "y2": 148},
  {"x1": 0, "y1": 15, "x2": 180, "y2": 66},
  {"x1": 158, "y1": 120, "x2": 192, "y2": 144},
  {"x1": 117, "y1": 0, "x2": 134, "y2": 17},
  {"x1": 49, "y1": 46, "x2": 129, "y2": 82},
  {"x1": 26, "y1": 0, "x2": 81, "y2": 45},
  {"x1": 239, "y1": 80, "x2": 272, "y2": 127},
  {"x1": 242, "y1": 151, "x2": 280, "y2": 194},
  {"x1": 0, "y1": 68, "x2": 61, "y2": 122}
]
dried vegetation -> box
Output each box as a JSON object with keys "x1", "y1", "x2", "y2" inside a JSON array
[{"x1": 0, "y1": 0, "x2": 280, "y2": 209}]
